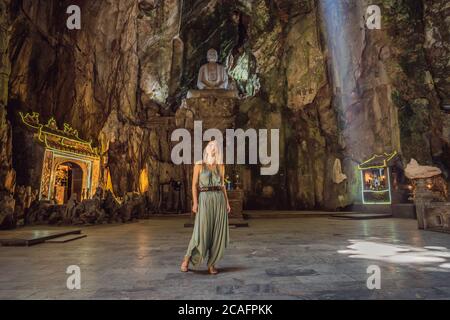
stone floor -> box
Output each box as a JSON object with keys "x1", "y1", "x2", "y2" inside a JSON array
[{"x1": 1, "y1": 217, "x2": 450, "y2": 300}]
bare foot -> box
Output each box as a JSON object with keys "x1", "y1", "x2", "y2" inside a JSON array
[
  {"x1": 180, "y1": 258, "x2": 190, "y2": 272},
  {"x1": 208, "y1": 266, "x2": 219, "y2": 275}
]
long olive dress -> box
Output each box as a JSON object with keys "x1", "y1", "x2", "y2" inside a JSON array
[{"x1": 186, "y1": 165, "x2": 229, "y2": 267}]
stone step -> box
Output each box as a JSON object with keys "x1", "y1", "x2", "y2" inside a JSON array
[
  {"x1": 331, "y1": 213, "x2": 393, "y2": 220},
  {"x1": 351, "y1": 204, "x2": 393, "y2": 214},
  {"x1": 426, "y1": 227, "x2": 450, "y2": 234},
  {"x1": 0, "y1": 229, "x2": 82, "y2": 247},
  {"x1": 351, "y1": 203, "x2": 416, "y2": 219},
  {"x1": 243, "y1": 211, "x2": 336, "y2": 219},
  {"x1": 46, "y1": 234, "x2": 87, "y2": 243}
]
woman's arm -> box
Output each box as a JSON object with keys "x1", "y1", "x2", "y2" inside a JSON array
[
  {"x1": 220, "y1": 165, "x2": 231, "y2": 214},
  {"x1": 192, "y1": 164, "x2": 200, "y2": 213}
]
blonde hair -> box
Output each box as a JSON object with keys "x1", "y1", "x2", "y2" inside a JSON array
[{"x1": 203, "y1": 140, "x2": 223, "y2": 165}]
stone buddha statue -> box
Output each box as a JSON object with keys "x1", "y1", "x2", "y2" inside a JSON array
[
  {"x1": 187, "y1": 49, "x2": 238, "y2": 99},
  {"x1": 197, "y1": 49, "x2": 228, "y2": 90}
]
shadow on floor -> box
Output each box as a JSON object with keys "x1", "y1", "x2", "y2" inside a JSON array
[{"x1": 190, "y1": 266, "x2": 248, "y2": 275}]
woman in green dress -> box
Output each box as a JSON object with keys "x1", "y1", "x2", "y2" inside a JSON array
[{"x1": 181, "y1": 140, "x2": 231, "y2": 275}]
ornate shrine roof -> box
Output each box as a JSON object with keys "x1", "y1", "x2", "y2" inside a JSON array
[
  {"x1": 19, "y1": 112, "x2": 100, "y2": 159},
  {"x1": 358, "y1": 151, "x2": 398, "y2": 170}
]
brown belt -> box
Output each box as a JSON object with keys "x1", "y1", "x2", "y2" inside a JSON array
[{"x1": 199, "y1": 186, "x2": 223, "y2": 193}]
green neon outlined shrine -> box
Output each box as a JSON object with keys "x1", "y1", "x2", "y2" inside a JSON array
[{"x1": 358, "y1": 151, "x2": 398, "y2": 205}]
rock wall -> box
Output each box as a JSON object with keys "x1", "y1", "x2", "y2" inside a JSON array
[
  {"x1": 0, "y1": 0, "x2": 14, "y2": 193},
  {"x1": 0, "y1": 0, "x2": 17, "y2": 228},
  {"x1": 381, "y1": 0, "x2": 445, "y2": 165},
  {"x1": 424, "y1": 0, "x2": 450, "y2": 170},
  {"x1": 8, "y1": 1, "x2": 133, "y2": 193},
  {"x1": 137, "y1": 0, "x2": 182, "y2": 110},
  {"x1": 424, "y1": 0, "x2": 450, "y2": 107},
  {"x1": 320, "y1": 0, "x2": 449, "y2": 202}
]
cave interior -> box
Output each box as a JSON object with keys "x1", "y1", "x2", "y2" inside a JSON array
[{"x1": 0, "y1": 0, "x2": 449, "y2": 226}]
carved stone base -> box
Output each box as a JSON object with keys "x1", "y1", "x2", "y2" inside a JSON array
[
  {"x1": 228, "y1": 189, "x2": 244, "y2": 220},
  {"x1": 413, "y1": 178, "x2": 450, "y2": 231},
  {"x1": 187, "y1": 89, "x2": 239, "y2": 99},
  {"x1": 413, "y1": 179, "x2": 434, "y2": 229},
  {"x1": 176, "y1": 96, "x2": 238, "y2": 132},
  {"x1": 423, "y1": 203, "x2": 450, "y2": 232}
]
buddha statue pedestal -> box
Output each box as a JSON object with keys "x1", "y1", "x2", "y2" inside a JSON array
[
  {"x1": 227, "y1": 189, "x2": 245, "y2": 219},
  {"x1": 187, "y1": 89, "x2": 239, "y2": 99},
  {"x1": 175, "y1": 96, "x2": 238, "y2": 132}
]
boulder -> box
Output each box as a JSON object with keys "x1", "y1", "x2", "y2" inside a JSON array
[
  {"x1": 0, "y1": 193, "x2": 16, "y2": 229},
  {"x1": 103, "y1": 190, "x2": 121, "y2": 222},
  {"x1": 26, "y1": 200, "x2": 57, "y2": 225},
  {"x1": 405, "y1": 159, "x2": 442, "y2": 179}
]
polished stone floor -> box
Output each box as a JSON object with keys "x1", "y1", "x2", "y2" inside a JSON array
[{"x1": 1, "y1": 217, "x2": 450, "y2": 300}]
